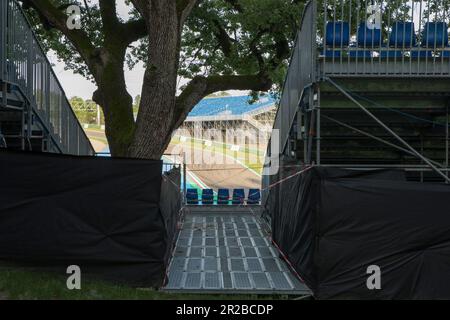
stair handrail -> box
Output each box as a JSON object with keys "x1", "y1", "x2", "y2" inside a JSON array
[{"x1": 0, "y1": 0, "x2": 95, "y2": 156}]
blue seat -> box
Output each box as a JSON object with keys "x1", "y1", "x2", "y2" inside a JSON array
[
  {"x1": 389, "y1": 22, "x2": 416, "y2": 48},
  {"x1": 442, "y1": 50, "x2": 450, "y2": 58},
  {"x1": 349, "y1": 50, "x2": 372, "y2": 58},
  {"x1": 201, "y1": 189, "x2": 214, "y2": 205},
  {"x1": 324, "y1": 22, "x2": 350, "y2": 59},
  {"x1": 217, "y1": 189, "x2": 230, "y2": 205},
  {"x1": 357, "y1": 22, "x2": 382, "y2": 47},
  {"x1": 326, "y1": 21, "x2": 350, "y2": 47},
  {"x1": 380, "y1": 22, "x2": 415, "y2": 59},
  {"x1": 421, "y1": 22, "x2": 448, "y2": 48},
  {"x1": 247, "y1": 189, "x2": 261, "y2": 205},
  {"x1": 186, "y1": 189, "x2": 199, "y2": 205},
  {"x1": 380, "y1": 50, "x2": 403, "y2": 58},
  {"x1": 411, "y1": 49, "x2": 433, "y2": 58},
  {"x1": 232, "y1": 189, "x2": 245, "y2": 205}
]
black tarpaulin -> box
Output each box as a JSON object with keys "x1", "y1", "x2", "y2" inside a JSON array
[
  {"x1": 160, "y1": 168, "x2": 182, "y2": 265},
  {"x1": 271, "y1": 166, "x2": 450, "y2": 299},
  {"x1": 0, "y1": 150, "x2": 179, "y2": 287}
]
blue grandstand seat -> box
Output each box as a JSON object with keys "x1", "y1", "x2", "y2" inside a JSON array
[
  {"x1": 218, "y1": 189, "x2": 230, "y2": 205},
  {"x1": 187, "y1": 189, "x2": 199, "y2": 205},
  {"x1": 380, "y1": 50, "x2": 403, "y2": 58},
  {"x1": 411, "y1": 49, "x2": 434, "y2": 58},
  {"x1": 349, "y1": 49, "x2": 372, "y2": 58},
  {"x1": 232, "y1": 189, "x2": 245, "y2": 205},
  {"x1": 325, "y1": 21, "x2": 350, "y2": 47},
  {"x1": 324, "y1": 22, "x2": 350, "y2": 59},
  {"x1": 380, "y1": 22, "x2": 415, "y2": 59},
  {"x1": 189, "y1": 95, "x2": 276, "y2": 118},
  {"x1": 247, "y1": 189, "x2": 261, "y2": 205},
  {"x1": 389, "y1": 22, "x2": 416, "y2": 48},
  {"x1": 421, "y1": 22, "x2": 449, "y2": 48},
  {"x1": 202, "y1": 189, "x2": 214, "y2": 205},
  {"x1": 357, "y1": 22, "x2": 382, "y2": 47}
]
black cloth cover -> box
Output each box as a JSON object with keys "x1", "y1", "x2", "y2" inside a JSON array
[
  {"x1": 270, "y1": 166, "x2": 450, "y2": 299},
  {"x1": 0, "y1": 150, "x2": 179, "y2": 287},
  {"x1": 160, "y1": 168, "x2": 182, "y2": 265}
]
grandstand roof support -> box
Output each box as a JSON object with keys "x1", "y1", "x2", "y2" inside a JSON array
[{"x1": 326, "y1": 77, "x2": 450, "y2": 184}]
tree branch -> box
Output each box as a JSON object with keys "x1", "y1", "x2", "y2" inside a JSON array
[
  {"x1": 121, "y1": 19, "x2": 148, "y2": 44},
  {"x1": 99, "y1": 0, "x2": 119, "y2": 33},
  {"x1": 177, "y1": 0, "x2": 199, "y2": 27},
  {"x1": 21, "y1": 0, "x2": 96, "y2": 64}
]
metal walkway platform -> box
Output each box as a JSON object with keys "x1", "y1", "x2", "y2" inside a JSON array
[{"x1": 164, "y1": 207, "x2": 311, "y2": 295}]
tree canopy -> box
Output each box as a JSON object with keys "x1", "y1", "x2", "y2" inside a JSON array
[{"x1": 20, "y1": 0, "x2": 306, "y2": 158}]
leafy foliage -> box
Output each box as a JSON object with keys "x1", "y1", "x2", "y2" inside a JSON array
[{"x1": 23, "y1": 0, "x2": 305, "y2": 90}]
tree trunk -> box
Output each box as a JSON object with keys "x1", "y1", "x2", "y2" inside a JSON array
[
  {"x1": 92, "y1": 57, "x2": 135, "y2": 157},
  {"x1": 128, "y1": 1, "x2": 180, "y2": 160}
]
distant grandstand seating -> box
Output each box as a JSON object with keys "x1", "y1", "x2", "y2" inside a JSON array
[
  {"x1": 201, "y1": 189, "x2": 214, "y2": 205},
  {"x1": 186, "y1": 189, "x2": 199, "y2": 205},
  {"x1": 218, "y1": 189, "x2": 230, "y2": 205},
  {"x1": 232, "y1": 189, "x2": 246, "y2": 205},
  {"x1": 247, "y1": 189, "x2": 261, "y2": 205},
  {"x1": 185, "y1": 188, "x2": 261, "y2": 206},
  {"x1": 188, "y1": 95, "x2": 275, "y2": 117}
]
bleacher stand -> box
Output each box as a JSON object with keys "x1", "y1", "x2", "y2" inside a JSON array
[
  {"x1": 186, "y1": 189, "x2": 199, "y2": 205},
  {"x1": 218, "y1": 189, "x2": 230, "y2": 205},
  {"x1": 201, "y1": 189, "x2": 214, "y2": 205}
]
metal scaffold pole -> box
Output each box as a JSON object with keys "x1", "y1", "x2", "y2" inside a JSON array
[{"x1": 327, "y1": 77, "x2": 450, "y2": 184}]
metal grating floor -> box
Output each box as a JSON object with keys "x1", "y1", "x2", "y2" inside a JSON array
[{"x1": 164, "y1": 211, "x2": 311, "y2": 295}]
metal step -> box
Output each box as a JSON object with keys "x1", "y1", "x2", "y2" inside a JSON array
[{"x1": 164, "y1": 208, "x2": 311, "y2": 295}]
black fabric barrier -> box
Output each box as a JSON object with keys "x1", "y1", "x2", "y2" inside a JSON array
[
  {"x1": 160, "y1": 168, "x2": 182, "y2": 265},
  {"x1": 271, "y1": 167, "x2": 450, "y2": 299},
  {"x1": 0, "y1": 150, "x2": 178, "y2": 287}
]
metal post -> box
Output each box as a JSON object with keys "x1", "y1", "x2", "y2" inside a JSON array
[
  {"x1": 0, "y1": 0, "x2": 5, "y2": 80},
  {"x1": 316, "y1": 85, "x2": 321, "y2": 165},
  {"x1": 306, "y1": 87, "x2": 315, "y2": 164},
  {"x1": 327, "y1": 78, "x2": 450, "y2": 183},
  {"x1": 183, "y1": 152, "x2": 187, "y2": 205}
]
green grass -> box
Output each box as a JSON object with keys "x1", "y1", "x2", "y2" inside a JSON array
[{"x1": 0, "y1": 267, "x2": 287, "y2": 300}]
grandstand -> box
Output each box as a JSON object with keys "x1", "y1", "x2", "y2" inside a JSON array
[{"x1": 178, "y1": 95, "x2": 277, "y2": 149}]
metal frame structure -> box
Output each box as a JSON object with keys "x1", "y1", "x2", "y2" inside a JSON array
[
  {"x1": 264, "y1": 0, "x2": 450, "y2": 194},
  {"x1": 0, "y1": 0, "x2": 94, "y2": 156}
]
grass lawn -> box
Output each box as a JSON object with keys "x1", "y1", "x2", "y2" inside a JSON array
[{"x1": 0, "y1": 267, "x2": 288, "y2": 300}]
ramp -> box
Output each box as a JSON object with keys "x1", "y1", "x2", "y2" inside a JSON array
[{"x1": 164, "y1": 207, "x2": 311, "y2": 295}]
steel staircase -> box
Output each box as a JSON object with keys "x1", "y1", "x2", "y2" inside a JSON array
[{"x1": 0, "y1": 0, "x2": 94, "y2": 156}]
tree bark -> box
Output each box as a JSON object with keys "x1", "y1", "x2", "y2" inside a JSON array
[
  {"x1": 128, "y1": 1, "x2": 180, "y2": 159},
  {"x1": 92, "y1": 53, "x2": 135, "y2": 157}
]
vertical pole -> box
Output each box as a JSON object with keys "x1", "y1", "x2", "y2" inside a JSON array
[
  {"x1": 420, "y1": 135, "x2": 424, "y2": 183},
  {"x1": 97, "y1": 104, "x2": 101, "y2": 126},
  {"x1": 26, "y1": 29, "x2": 33, "y2": 150},
  {"x1": 183, "y1": 152, "x2": 187, "y2": 205},
  {"x1": 0, "y1": 0, "x2": 5, "y2": 81},
  {"x1": 316, "y1": 85, "x2": 321, "y2": 165},
  {"x1": 1, "y1": 1, "x2": 7, "y2": 109}
]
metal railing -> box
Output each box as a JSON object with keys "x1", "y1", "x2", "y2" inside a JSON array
[
  {"x1": 262, "y1": 0, "x2": 317, "y2": 205},
  {"x1": 320, "y1": 0, "x2": 450, "y2": 77},
  {"x1": 0, "y1": 0, "x2": 94, "y2": 155}
]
